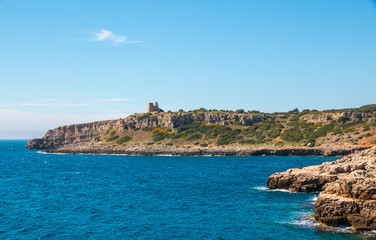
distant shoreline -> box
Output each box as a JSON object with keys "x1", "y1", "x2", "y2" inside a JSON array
[{"x1": 39, "y1": 145, "x2": 369, "y2": 157}]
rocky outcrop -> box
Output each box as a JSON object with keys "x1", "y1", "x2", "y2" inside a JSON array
[
  {"x1": 122, "y1": 112, "x2": 270, "y2": 129},
  {"x1": 266, "y1": 166, "x2": 338, "y2": 192},
  {"x1": 41, "y1": 144, "x2": 367, "y2": 157},
  {"x1": 267, "y1": 147, "x2": 376, "y2": 230},
  {"x1": 26, "y1": 119, "x2": 124, "y2": 149},
  {"x1": 301, "y1": 111, "x2": 376, "y2": 123},
  {"x1": 27, "y1": 112, "x2": 272, "y2": 150}
]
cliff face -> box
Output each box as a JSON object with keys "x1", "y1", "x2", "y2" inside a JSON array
[
  {"x1": 26, "y1": 112, "x2": 270, "y2": 149},
  {"x1": 301, "y1": 112, "x2": 376, "y2": 123},
  {"x1": 121, "y1": 112, "x2": 270, "y2": 129},
  {"x1": 26, "y1": 119, "x2": 124, "y2": 149},
  {"x1": 26, "y1": 109, "x2": 376, "y2": 151},
  {"x1": 267, "y1": 147, "x2": 376, "y2": 230}
]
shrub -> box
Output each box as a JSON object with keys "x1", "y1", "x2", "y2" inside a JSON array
[
  {"x1": 337, "y1": 116, "x2": 349, "y2": 124},
  {"x1": 165, "y1": 142, "x2": 173, "y2": 146},
  {"x1": 216, "y1": 131, "x2": 239, "y2": 145},
  {"x1": 200, "y1": 143, "x2": 208, "y2": 147},
  {"x1": 281, "y1": 129, "x2": 303, "y2": 142},
  {"x1": 116, "y1": 136, "x2": 132, "y2": 144},
  {"x1": 137, "y1": 114, "x2": 151, "y2": 121},
  {"x1": 106, "y1": 135, "x2": 119, "y2": 142},
  {"x1": 236, "y1": 109, "x2": 245, "y2": 113},
  {"x1": 94, "y1": 136, "x2": 100, "y2": 142},
  {"x1": 288, "y1": 108, "x2": 299, "y2": 114},
  {"x1": 152, "y1": 132, "x2": 165, "y2": 141},
  {"x1": 184, "y1": 133, "x2": 202, "y2": 141},
  {"x1": 110, "y1": 131, "x2": 116, "y2": 137},
  {"x1": 240, "y1": 139, "x2": 256, "y2": 145}
]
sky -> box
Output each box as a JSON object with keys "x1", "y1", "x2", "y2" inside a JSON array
[{"x1": 0, "y1": 0, "x2": 375, "y2": 139}]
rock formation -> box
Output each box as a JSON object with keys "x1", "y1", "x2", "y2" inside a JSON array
[{"x1": 267, "y1": 147, "x2": 376, "y2": 230}]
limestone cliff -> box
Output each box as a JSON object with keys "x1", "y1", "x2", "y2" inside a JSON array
[
  {"x1": 26, "y1": 112, "x2": 270, "y2": 150},
  {"x1": 267, "y1": 147, "x2": 376, "y2": 230},
  {"x1": 27, "y1": 108, "x2": 376, "y2": 151}
]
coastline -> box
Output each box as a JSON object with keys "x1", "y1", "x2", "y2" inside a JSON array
[{"x1": 40, "y1": 144, "x2": 369, "y2": 157}]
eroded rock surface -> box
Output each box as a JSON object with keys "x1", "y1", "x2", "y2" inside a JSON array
[{"x1": 267, "y1": 147, "x2": 376, "y2": 230}]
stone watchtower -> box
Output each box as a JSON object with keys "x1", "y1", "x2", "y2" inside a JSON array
[{"x1": 147, "y1": 101, "x2": 160, "y2": 112}]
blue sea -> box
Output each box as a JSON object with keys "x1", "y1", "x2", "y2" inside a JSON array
[{"x1": 1, "y1": 140, "x2": 375, "y2": 239}]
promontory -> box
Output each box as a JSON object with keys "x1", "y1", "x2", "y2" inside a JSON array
[{"x1": 27, "y1": 104, "x2": 376, "y2": 156}]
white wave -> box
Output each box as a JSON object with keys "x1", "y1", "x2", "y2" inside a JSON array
[
  {"x1": 309, "y1": 195, "x2": 318, "y2": 203},
  {"x1": 290, "y1": 217, "x2": 319, "y2": 228},
  {"x1": 37, "y1": 151, "x2": 67, "y2": 155},
  {"x1": 252, "y1": 186, "x2": 297, "y2": 193}
]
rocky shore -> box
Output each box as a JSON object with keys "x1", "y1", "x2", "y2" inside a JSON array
[
  {"x1": 267, "y1": 147, "x2": 376, "y2": 230},
  {"x1": 40, "y1": 143, "x2": 368, "y2": 157}
]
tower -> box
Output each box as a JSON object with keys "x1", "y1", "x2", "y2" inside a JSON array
[{"x1": 147, "y1": 102, "x2": 160, "y2": 112}]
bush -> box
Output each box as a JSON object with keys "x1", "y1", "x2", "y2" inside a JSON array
[
  {"x1": 165, "y1": 142, "x2": 173, "y2": 146},
  {"x1": 239, "y1": 139, "x2": 256, "y2": 145},
  {"x1": 281, "y1": 129, "x2": 303, "y2": 142},
  {"x1": 94, "y1": 136, "x2": 100, "y2": 142},
  {"x1": 152, "y1": 132, "x2": 165, "y2": 141},
  {"x1": 200, "y1": 143, "x2": 208, "y2": 147},
  {"x1": 236, "y1": 109, "x2": 245, "y2": 113},
  {"x1": 110, "y1": 131, "x2": 116, "y2": 137},
  {"x1": 184, "y1": 133, "x2": 202, "y2": 141},
  {"x1": 116, "y1": 136, "x2": 132, "y2": 144},
  {"x1": 106, "y1": 135, "x2": 119, "y2": 142},
  {"x1": 137, "y1": 114, "x2": 151, "y2": 121},
  {"x1": 337, "y1": 116, "x2": 349, "y2": 124},
  {"x1": 216, "y1": 131, "x2": 239, "y2": 145},
  {"x1": 288, "y1": 108, "x2": 299, "y2": 114}
]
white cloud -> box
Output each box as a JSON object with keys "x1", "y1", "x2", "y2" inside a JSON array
[
  {"x1": 92, "y1": 29, "x2": 141, "y2": 45},
  {"x1": 97, "y1": 98, "x2": 128, "y2": 102}
]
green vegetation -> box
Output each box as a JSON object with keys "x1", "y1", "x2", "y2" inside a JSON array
[
  {"x1": 116, "y1": 136, "x2": 132, "y2": 144},
  {"x1": 97, "y1": 105, "x2": 376, "y2": 147},
  {"x1": 137, "y1": 113, "x2": 151, "y2": 121},
  {"x1": 152, "y1": 132, "x2": 165, "y2": 141},
  {"x1": 94, "y1": 136, "x2": 100, "y2": 142},
  {"x1": 243, "y1": 119, "x2": 284, "y2": 143},
  {"x1": 106, "y1": 135, "x2": 119, "y2": 142},
  {"x1": 173, "y1": 122, "x2": 241, "y2": 145}
]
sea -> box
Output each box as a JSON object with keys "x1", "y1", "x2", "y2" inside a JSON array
[{"x1": 1, "y1": 140, "x2": 375, "y2": 240}]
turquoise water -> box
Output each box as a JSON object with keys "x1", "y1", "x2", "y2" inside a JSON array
[{"x1": 0, "y1": 140, "x2": 375, "y2": 239}]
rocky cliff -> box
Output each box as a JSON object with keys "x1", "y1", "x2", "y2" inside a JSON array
[
  {"x1": 26, "y1": 112, "x2": 270, "y2": 150},
  {"x1": 267, "y1": 147, "x2": 376, "y2": 230},
  {"x1": 26, "y1": 107, "x2": 376, "y2": 154}
]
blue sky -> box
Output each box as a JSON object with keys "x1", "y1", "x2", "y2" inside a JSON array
[{"x1": 0, "y1": 0, "x2": 375, "y2": 139}]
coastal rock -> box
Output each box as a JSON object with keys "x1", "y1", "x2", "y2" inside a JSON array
[
  {"x1": 266, "y1": 166, "x2": 338, "y2": 192},
  {"x1": 267, "y1": 147, "x2": 376, "y2": 230}
]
